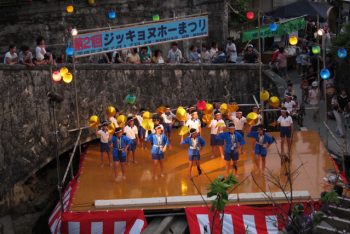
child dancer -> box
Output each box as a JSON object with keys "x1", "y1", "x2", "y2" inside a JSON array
[
  {"x1": 161, "y1": 107, "x2": 176, "y2": 142},
  {"x1": 247, "y1": 125, "x2": 274, "y2": 171},
  {"x1": 111, "y1": 127, "x2": 130, "y2": 181},
  {"x1": 217, "y1": 123, "x2": 245, "y2": 176},
  {"x1": 135, "y1": 109, "x2": 146, "y2": 149},
  {"x1": 277, "y1": 107, "x2": 293, "y2": 154},
  {"x1": 232, "y1": 111, "x2": 247, "y2": 154},
  {"x1": 180, "y1": 128, "x2": 206, "y2": 178},
  {"x1": 185, "y1": 110, "x2": 202, "y2": 135},
  {"x1": 208, "y1": 111, "x2": 225, "y2": 158},
  {"x1": 124, "y1": 116, "x2": 139, "y2": 163},
  {"x1": 108, "y1": 108, "x2": 119, "y2": 128},
  {"x1": 152, "y1": 115, "x2": 164, "y2": 133},
  {"x1": 96, "y1": 122, "x2": 111, "y2": 168},
  {"x1": 147, "y1": 124, "x2": 169, "y2": 180}
]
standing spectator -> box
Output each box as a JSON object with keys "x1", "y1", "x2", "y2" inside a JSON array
[
  {"x1": 18, "y1": 46, "x2": 34, "y2": 67},
  {"x1": 212, "y1": 47, "x2": 226, "y2": 64},
  {"x1": 188, "y1": 45, "x2": 200, "y2": 63},
  {"x1": 3, "y1": 45, "x2": 18, "y2": 65},
  {"x1": 167, "y1": 42, "x2": 182, "y2": 64},
  {"x1": 331, "y1": 94, "x2": 345, "y2": 138},
  {"x1": 225, "y1": 38, "x2": 237, "y2": 63},
  {"x1": 308, "y1": 81, "x2": 320, "y2": 120},
  {"x1": 269, "y1": 45, "x2": 280, "y2": 72},
  {"x1": 201, "y1": 45, "x2": 211, "y2": 64},
  {"x1": 300, "y1": 47, "x2": 310, "y2": 77},
  {"x1": 243, "y1": 44, "x2": 258, "y2": 63},
  {"x1": 89, "y1": 53, "x2": 111, "y2": 63},
  {"x1": 35, "y1": 36, "x2": 55, "y2": 65},
  {"x1": 140, "y1": 47, "x2": 151, "y2": 64},
  {"x1": 295, "y1": 47, "x2": 302, "y2": 76},
  {"x1": 209, "y1": 42, "x2": 218, "y2": 60},
  {"x1": 112, "y1": 50, "x2": 124, "y2": 63},
  {"x1": 337, "y1": 89, "x2": 350, "y2": 130},
  {"x1": 276, "y1": 47, "x2": 288, "y2": 79},
  {"x1": 151, "y1": 49, "x2": 165, "y2": 64},
  {"x1": 127, "y1": 48, "x2": 141, "y2": 64}
]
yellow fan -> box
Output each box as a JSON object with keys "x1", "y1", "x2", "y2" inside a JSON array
[
  {"x1": 142, "y1": 119, "x2": 154, "y2": 131},
  {"x1": 269, "y1": 96, "x2": 280, "y2": 108},
  {"x1": 202, "y1": 114, "x2": 213, "y2": 124},
  {"x1": 220, "y1": 103, "x2": 228, "y2": 114},
  {"x1": 176, "y1": 106, "x2": 187, "y2": 122},
  {"x1": 143, "y1": 111, "x2": 152, "y2": 119},
  {"x1": 260, "y1": 90, "x2": 270, "y2": 101},
  {"x1": 204, "y1": 103, "x2": 213, "y2": 114},
  {"x1": 107, "y1": 122, "x2": 116, "y2": 135},
  {"x1": 178, "y1": 126, "x2": 190, "y2": 136},
  {"x1": 117, "y1": 115, "x2": 127, "y2": 127},
  {"x1": 106, "y1": 106, "x2": 117, "y2": 118},
  {"x1": 246, "y1": 112, "x2": 258, "y2": 126},
  {"x1": 228, "y1": 103, "x2": 239, "y2": 112},
  {"x1": 216, "y1": 122, "x2": 225, "y2": 128},
  {"x1": 88, "y1": 115, "x2": 100, "y2": 129}
]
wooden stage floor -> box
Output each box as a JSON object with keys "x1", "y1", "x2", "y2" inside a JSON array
[{"x1": 70, "y1": 129, "x2": 335, "y2": 212}]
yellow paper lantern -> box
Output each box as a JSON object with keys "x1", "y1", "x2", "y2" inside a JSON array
[
  {"x1": 228, "y1": 103, "x2": 239, "y2": 112},
  {"x1": 260, "y1": 90, "x2": 270, "y2": 101},
  {"x1": 220, "y1": 103, "x2": 228, "y2": 114},
  {"x1": 176, "y1": 106, "x2": 187, "y2": 122},
  {"x1": 246, "y1": 112, "x2": 258, "y2": 126},
  {"x1": 88, "y1": 115, "x2": 100, "y2": 128},
  {"x1": 66, "y1": 5, "x2": 74, "y2": 13},
  {"x1": 117, "y1": 115, "x2": 127, "y2": 127},
  {"x1": 88, "y1": 0, "x2": 95, "y2": 6},
  {"x1": 60, "y1": 67, "x2": 69, "y2": 77},
  {"x1": 178, "y1": 126, "x2": 190, "y2": 136},
  {"x1": 107, "y1": 122, "x2": 116, "y2": 135},
  {"x1": 143, "y1": 111, "x2": 152, "y2": 120},
  {"x1": 156, "y1": 106, "x2": 166, "y2": 115},
  {"x1": 204, "y1": 103, "x2": 214, "y2": 114},
  {"x1": 202, "y1": 114, "x2": 213, "y2": 124},
  {"x1": 289, "y1": 36, "x2": 298, "y2": 46},
  {"x1": 269, "y1": 96, "x2": 280, "y2": 108},
  {"x1": 63, "y1": 72, "x2": 73, "y2": 84},
  {"x1": 142, "y1": 119, "x2": 154, "y2": 131},
  {"x1": 52, "y1": 71, "x2": 62, "y2": 82},
  {"x1": 106, "y1": 106, "x2": 116, "y2": 117}
]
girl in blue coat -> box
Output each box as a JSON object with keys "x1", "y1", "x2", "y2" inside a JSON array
[
  {"x1": 111, "y1": 127, "x2": 130, "y2": 181},
  {"x1": 146, "y1": 124, "x2": 169, "y2": 180},
  {"x1": 180, "y1": 128, "x2": 206, "y2": 178}
]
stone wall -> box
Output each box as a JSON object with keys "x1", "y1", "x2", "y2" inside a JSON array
[
  {"x1": 0, "y1": 63, "x2": 278, "y2": 198},
  {"x1": 0, "y1": 0, "x2": 228, "y2": 57}
]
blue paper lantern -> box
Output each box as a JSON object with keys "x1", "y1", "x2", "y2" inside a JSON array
[
  {"x1": 108, "y1": 10, "x2": 116, "y2": 20},
  {"x1": 269, "y1": 22, "x2": 278, "y2": 32},
  {"x1": 66, "y1": 47, "x2": 74, "y2": 57},
  {"x1": 337, "y1": 48, "x2": 347, "y2": 59},
  {"x1": 320, "y1": 68, "x2": 330, "y2": 80}
]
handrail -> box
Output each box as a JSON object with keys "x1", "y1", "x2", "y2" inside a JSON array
[
  {"x1": 322, "y1": 121, "x2": 344, "y2": 150},
  {"x1": 61, "y1": 129, "x2": 82, "y2": 185},
  {"x1": 252, "y1": 95, "x2": 260, "y2": 108}
]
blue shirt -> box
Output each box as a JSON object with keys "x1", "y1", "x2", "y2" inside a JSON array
[
  {"x1": 247, "y1": 131, "x2": 274, "y2": 147},
  {"x1": 181, "y1": 136, "x2": 206, "y2": 155},
  {"x1": 111, "y1": 135, "x2": 130, "y2": 150},
  {"x1": 147, "y1": 133, "x2": 169, "y2": 155},
  {"x1": 217, "y1": 132, "x2": 245, "y2": 153}
]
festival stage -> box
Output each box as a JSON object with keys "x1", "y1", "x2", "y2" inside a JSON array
[{"x1": 69, "y1": 129, "x2": 335, "y2": 212}]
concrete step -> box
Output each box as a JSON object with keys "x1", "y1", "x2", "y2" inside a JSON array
[
  {"x1": 142, "y1": 216, "x2": 175, "y2": 234},
  {"x1": 338, "y1": 196, "x2": 350, "y2": 208},
  {"x1": 313, "y1": 224, "x2": 348, "y2": 234},
  {"x1": 166, "y1": 216, "x2": 188, "y2": 234},
  {"x1": 324, "y1": 216, "x2": 350, "y2": 232},
  {"x1": 141, "y1": 218, "x2": 163, "y2": 234},
  {"x1": 329, "y1": 205, "x2": 350, "y2": 220}
]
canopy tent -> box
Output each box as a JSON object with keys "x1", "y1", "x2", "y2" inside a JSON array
[{"x1": 267, "y1": 0, "x2": 332, "y2": 22}]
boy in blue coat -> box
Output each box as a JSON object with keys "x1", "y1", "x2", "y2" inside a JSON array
[
  {"x1": 111, "y1": 127, "x2": 130, "y2": 181},
  {"x1": 217, "y1": 122, "x2": 245, "y2": 176},
  {"x1": 247, "y1": 125, "x2": 274, "y2": 171},
  {"x1": 180, "y1": 128, "x2": 206, "y2": 178},
  {"x1": 146, "y1": 124, "x2": 169, "y2": 180}
]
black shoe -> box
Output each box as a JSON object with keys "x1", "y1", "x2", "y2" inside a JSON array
[
  {"x1": 233, "y1": 165, "x2": 238, "y2": 172},
  {"x1": 197, "y1": 167, "x2": 202, "y2": 175}
]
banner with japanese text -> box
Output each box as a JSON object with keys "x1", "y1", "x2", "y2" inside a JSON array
[
  {"x1": 73, "y1": 15, "x2": 208, "y2": 57},
  {"x1": 242, "y1": 17, "x2": 305, "y2": 42}
]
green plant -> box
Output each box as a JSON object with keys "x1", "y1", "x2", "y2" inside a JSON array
[{"x1": 320, "y1": 190, "x2": 340, "y2": 205}]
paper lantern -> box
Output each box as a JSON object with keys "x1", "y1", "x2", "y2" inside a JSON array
[
  {"x1": 106, "y1": 106, "x2": 116, "y2": 117},
  {"x1": 176, "y1": 106, "x2": 187, "y2": 122},
  {"x1": 312, "y1": 45, "x2": 321, "y2": 55},
  {"x1": 60, "y1": 67, "x2": 69, "y2": 77},
  {"x1": 228, "y1": 103, "x2": 239, "y2": 112},
  {"x1": 108, "y1": 10, "x2": 116, "y2": 20},
  {"x1": 125, "y1": 94, "x2": 136, "y2": 105},
  {"x1": 196, "y1": 100, "x2": 206, "y2": 111},
  {"x1": 269, "y1": 96, "x2": 280, "y2": 108},
  {"x1": 66, "y1": 5, "x2": 74, "y2": 13},
  {"x1": 202, "y1": 114, "x2": 213, "y2": 124},
  {"x1": 108, "y1": 122, "x2": 116, "y2": 135},
  {"x1": 66, "y1": 47, "x2": 74, "y2": 57},
  {"x1": 88, "y1": 0, "x2": 95, "y2": 6},
  {"x1": 88, "y1": 115, "x2": 100, "y2": 128},
  {"x1": 246, "y1": 11, "x2": 254, "y2": 20},
  {"x1": 71, "y1": 28, "x2": 78, "y2": 36},
  {"x1": 220, "y1": 103, "x2": 228, "y2": 114},
  {"x1": 269, "y1": 22, "x2": 278, "y2": 32},
  {"x1": 63, "y1": 72, "x2": 73, "y2": 84},
  {"x1": 260, "y1": 90, "x2": 270, "y2": 101},
  {"x1": 338, "y1": 48, "x2": 347, "y2": 58},
  {"x1": 289, "y1": 36, "x2": 298, "y2": 46},
  {"x1": 152, "y1": 14, "x2": 160, "y2": 21},
  {"x1": 52, "y1": 70, "x2": 62, "y2": 82},
  {"x1": 143, "y1": 111, "x2": 152, "y2": 119},
  {"x1": 317, "y1": 29, "x2": 324, "y2": 36},
  {"x1": 320, "y1": 68, "x2": 330, "y2": 80},
  {"x1": 246, "y1": 112, "x2": 258, "y2": 126},
  {"x1": 178, "y1": 126, "x2": 189, "y2": 136},
  {"x1": 156, "y1": 106, "x2": 166, "y2": 115},
  {"x1": 204, "y1": 103, "x2": 213, "y2": 114},
  {"x1": 142, "y1": 119, "x2": 154, "y2": 131},
  {"x1": 117, "y1": 115, "x2": 127, "y2": 127}
]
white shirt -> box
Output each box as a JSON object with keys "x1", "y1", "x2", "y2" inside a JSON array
[
  {"x1": 209, "y1": 48, "x2": 218, "y2": 59},
  {"x1": 226, "y1": 43, "x2": 237, "y2": 62},
  {"x1": 4, "y1": 52, "x2": 18, "y2": 64},
  {"x1": 97, "y1": 130, "x2": 109, "y2": 143},
  {"x1": 232, "y1": 116, "x2": 247, "y2": 130},
  {"x1": 228, "y1": 111, "x2": 236, "y2": 120},
  {"x1": 209, "y1": 119, "x2": 225, "y2": 134},
  {"x1": 186, "y1": 119, "x2": 201, "y2": 132},
  {"x1": 108, "y1": 116, "x2": 119, "y2": 128},
  {"x1": 124, "y1": 125, "x2": 138, "y2": 139},
  {"x1": 309, "y1": 89, "x2": 319, "y2": 105},
  {"x1": 254, "y1": 114, "x2": 263, "y2": 126},
  {"x1": 277, "y1": 116, "x2": 293, "y2": 127},
  {"x1": 161, "y1": 112, "x2": 175, "y2": 124},
  {"x1": 282, "y1": 101, "x2": 296, "y2": 113},
  {"x1": 35, "y1": 46, "x2": 46, "y2": 61}
]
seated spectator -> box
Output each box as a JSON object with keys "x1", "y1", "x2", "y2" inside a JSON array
[
  {"x1": 4, "y1": 45, "x2": 18, "y2": 65},
  {"x1": 89, "y1": 53, "x2": 111, "y2": 63},
  {"x1": 35, "y1": 36, "x2": 55, "y2": 65},
  {"x1": 243, "y1": 44, "x2": 258, "y2": 63},
  {"x1": 188, "y1": 45, "x2": 200, "y2": 63},
  {"x1": 140, "y1": 47, "x2": 151, "y2": 64},
  {"x1": 168, "y1": 42, "x2": 182, "y2": 64},
  {"x1": 151, "y1": 49, "x2": 165, "y2": 64},
  {"x1": 225, "y1": 38, "x2": 237, "y2": 63},
  {"x1": 112, "y1": 50, "x2": 124, "y2": 63},
  {"x1": 18, "y1": 45, "x2": 34, "y2": 67},
  {"x1": 201, "y1": 45, "x2": 211, "y2": 64},
  {"x1": 212, "y1": 47, "x2": 226, "y2": 64},
  {"x1": 127, "y1": 48, "x2": 141, "y2": 64},
  {"x1": 209, "y1": 42, "x2": 218, "y2": 60}
]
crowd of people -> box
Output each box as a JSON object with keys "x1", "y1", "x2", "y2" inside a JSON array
[{"x1": 94, "y1": 103, "x2": 298, "y2": 182}]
